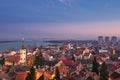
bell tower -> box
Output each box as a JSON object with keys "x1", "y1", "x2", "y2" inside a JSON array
[{"x1": 20, "y1": 38, "x2": 26, "y2": 65}]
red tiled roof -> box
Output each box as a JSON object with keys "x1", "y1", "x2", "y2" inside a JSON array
[
  {"x1": 44, "y1": 71, "x2": 52, "y2": 78},
  {"x1": 14, "y1": 72, "x2": 28, "y2": 80},
  {"x1": 5, "y1": 55, "x2": 20, "y2": 63},
  {"x1": 27, "y1": 56, "x2": 34, "y2": 60},
  {"x1": 62, "y1": 60, "x2": 78, "y2": 66},
  {"x1": 37, "y1": 71, "x2": 52, "y2": 80},
  {"x1": 58, "y1": 56, "x2": 78, "y2": 66},
  {"x1": 89, "y1": 55, "x2": 94, "y2": 60},
  {"x1": 113, "y1": 62, "x2": 120, "y2": 67},
  {"x1": 58, "y1": 56, "x2": 71, "y2": 61},
  {"x1": 75, "y1": 50, "x2": 83, "y2": 56},
  {"x1": 100, "y1": 57, "x2": 107, "y2": 61},
  {"x1": 58, "y1": 66, "x2": 69, "y2": 73}
]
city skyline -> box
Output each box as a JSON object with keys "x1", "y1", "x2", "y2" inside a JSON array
[{"x1": 0, "y1": 0, "x2": 120, "y2": 40}]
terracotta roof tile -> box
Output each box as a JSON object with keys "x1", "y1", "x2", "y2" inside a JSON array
[
  {"x1": 14, "y1": 72, "x2": 28, "y2": 80},
  {"x1": 5, "y1": 55, "x2": 20, "y2": 63}
]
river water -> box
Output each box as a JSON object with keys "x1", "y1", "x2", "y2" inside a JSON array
[{"x1": 0, "y1": 41, "x2": 50, "y2": 51}]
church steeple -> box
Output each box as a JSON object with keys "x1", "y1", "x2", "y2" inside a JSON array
[
  {"x1": 20, "y1": 37, "x2": 26, "y2": 65},
  {"x1": 22, "y1": 37, "x2": 24, "y2": 49}
]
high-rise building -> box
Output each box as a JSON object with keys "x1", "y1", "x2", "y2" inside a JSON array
[
  {"x1": 20, "y1": 38, "x2": 26, "y2": 65},
  {"x1": 98, "y1": 36, "x2": 104, "y2": 44},
  {"x1": 105, "y1": 36, "x2": 110, "y2": 43},
  {"x1": 111, "y1": 36, "x2": 118, "y2": 44}
]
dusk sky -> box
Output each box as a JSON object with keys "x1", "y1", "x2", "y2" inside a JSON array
[{"x1": 0, "y1": 0, "x2": 120, "y2": 40}]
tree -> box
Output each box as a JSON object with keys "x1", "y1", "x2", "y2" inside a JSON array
[
  {"x1": 34, "y1": 50, "x2": 45, "y2": 67},
  {"x1": 100, "y1": 62, "x2": 109, "y2": 80},
  {"x1": 26, "y1": 73, "x2": 31, "y2": 80},
  {"x1": 92, "y1": 56, "x2": 99, "y2": 75},
  {"x1": 26, "y1": 66, "x2": 36, "y2": 80},
  {"x1": 71, "y1": 54, "x2": 75, "y2": 62},
  {"x1": 0, "y1": 56, "x2": 5, "y2": 66},
  {"x1": 54, "y1": 67, "x2": 60, "y2": 80}
]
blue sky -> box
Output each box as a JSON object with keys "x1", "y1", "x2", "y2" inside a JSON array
[{"x1": 0, "y1": 0, "x2": 120, "y2": 40}]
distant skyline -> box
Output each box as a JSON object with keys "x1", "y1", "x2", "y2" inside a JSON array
[{"x1": 0, "y1": 0, "x2": 120, "y2": 40}]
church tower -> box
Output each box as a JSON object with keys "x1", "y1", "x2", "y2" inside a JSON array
[{"x1": 20, "y1": 38, "x2": 26, "y2": 65}]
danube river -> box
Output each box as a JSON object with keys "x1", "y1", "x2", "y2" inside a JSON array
[{"x1": 0, "y1": 40, "x2": 51, "y2": 51}]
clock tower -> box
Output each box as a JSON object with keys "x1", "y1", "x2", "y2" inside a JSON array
[{"x1": 20, "y1": 38, "x2": 26, "y2": 65}]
